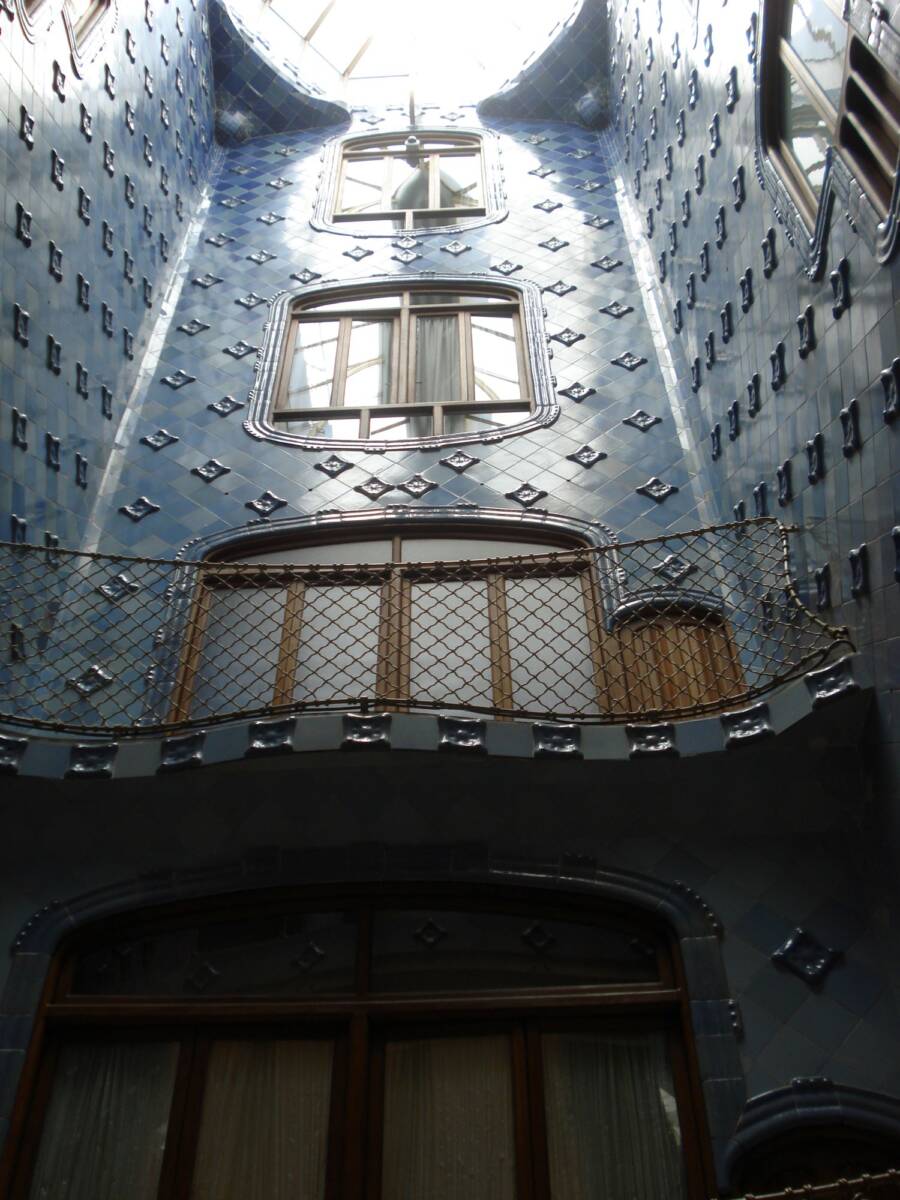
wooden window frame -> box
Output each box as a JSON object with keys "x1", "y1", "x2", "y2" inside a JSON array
[
  {"x1": 1, "y1": 884, "x2": 716, "y2": 1200},
  {"x1": 271, "y1": 283, "x2": 533, "y2": 440},
  {"x1": 763, "y1": 0, "x2": 900, "y2": 227},
  {"x1": 333, "y1": 133, "x2": 486, "y2": 229}
]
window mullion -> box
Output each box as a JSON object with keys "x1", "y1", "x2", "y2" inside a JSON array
[
  {"x1": 429, "y1": 153, "x2": 440, "y2": 209},
  {"x1": 272, "y1": 581, "x2": 305, "y2": 708},
  {"x1": 513, "y1": 308, "x2": 529, "y2": 401},
  {"x1": 520, "y1": 1024, "x2": 549, "y2": 1200},
  {"x1": 341, "y1": 1013, "x2": 371, "y2": 1200},
  {"x1": 333, "y1": 317, "x2": 353, "y2": 407},
  {"x1": 486, "y1": 571, "x2": 513, "y2": 715},
  {"x1": 779, "y1": 40, "x2": 839, "y2": 130},
  {"x1": 401, "y1": 304, "x2": 413, "y2": 406},
  {"x1": 461, "y1": 312, "x2": 473, "y2": 404},
  {"x1": 381, "y1": 155, "x2": 393, "y2": 212}
]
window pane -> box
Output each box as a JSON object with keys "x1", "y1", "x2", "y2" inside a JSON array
[
  {"x1": 303, "y1": 294, "x2": 402, "y2": 312},
  {"x1": 370, "y1": 909, "x2": 661, "y2": 992},
  {"x1": 390, "y1": 156, "x2": 430, "y2": 210},
  {"x1": 506, "y1": 576, "x2": 597, "y2": 714},
  {"x1": 409, "y1": 579, "x2": 493, "y2": 708},
  {"x1": 542, "y1": 1031, "x2": 687, "y2": 1200},
  {"x1": 787, "y1": 0, "x2": 847, "y2": 109},
  {"x1": 411, "y1": 293, "x2": 511, "y2": 306},
  {"x1": 382, "y1": 1036, "x2": 516, "y2": 1200},
  {"x1": 283, "y1": 321, "x2": 339, "y2": 409},
  {"x1": 472, "y1": 315, "x2": 521, "y2": 401},
  {"x1": 28, "y1": 1041, "x2": 178, "y2": 1200},
  {"x1": 415, "y1": 316, "x2": 461, "y2": 405},
  {"x1": 192, "y1": 588, "x2": 286, "y2": 718},
  {"x1": 345, "y1": 319, "x2": 393, "y2": 406},
  {"x1": 400, "y1": 538, "x2": 563, "y2": 561},
  {"x1": 294, "y1": 583, "x2": 382, "y2": 702},
  {"x1": 443, "y1": 407, "x2": 528, "y2": 435},
  {"x1": 440, "y1": 153, "x2": 482, "y2": 208},
  {"x1": 280, "y1": 416, "x2": 361, "y2": 439},
  {"x1": 191, "y1": 1040, "x2": 333, "y2": 1200},
  {"x1": 339, "y1": 157, "x2": 387, "y2": 214},
  {"x1": 369, "y1": 411, "x2": 433, "y2": 438},
  {"x1": 782, "y1": 67, "x2": 831, "y2": 196}
]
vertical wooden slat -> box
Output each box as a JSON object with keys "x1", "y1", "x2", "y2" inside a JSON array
[
  {"x1": 272, "y1": 581, "x2": 305, "y2": 708},
  {"x1": 514, "y1": 1026, "x2": 538, "y2": 1200},
  {"x1": 461, "y1": 311, "x2": 473, "y2": 404},
  {"x1": 580, "y1": 567, "x2": 612, "y2": 716},
  {"x1": 487, "y1": 572, "x2": 513, "y2": 714},
  {"x1": 168, "y1": 580, "x2": 212, "y2": 723}
]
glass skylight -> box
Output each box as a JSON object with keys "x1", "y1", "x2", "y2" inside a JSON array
[{"x1": 252, "y1": 0, "x2": 582, "y2": 106}]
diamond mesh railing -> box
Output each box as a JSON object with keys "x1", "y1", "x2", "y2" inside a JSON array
[{"x1": 0, "y1": 520, "x2": 852, "y2": 735}]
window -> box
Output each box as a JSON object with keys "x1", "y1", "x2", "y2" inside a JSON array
[
  {"x1": 169, "y1": 531, "x2": 744, "y2": 725},
  {"x1": 271, "y1": 283, "x2": 532, "y2": 442},
  {"x1": 335, "y1": 133, "x2": 485, "y2": 229},
  {"x1": 5, "y1": 886, "x2": 712, "y2": 1198},
  {"x1": 64, "y1": 0, "x2": 108, "y2": 41},
  {"x1": 764, "y1": 0, "x2": 900, "y2": 223}
]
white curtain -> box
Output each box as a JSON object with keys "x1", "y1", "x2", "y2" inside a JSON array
[
  {"x1": 190, "y1": 1039, "x2": 333, "y2": 1200},
  {"x1": 381, "y1": 1036, "x2": 516, "y2": 1200},
  {"x1": 28, "y1": 1040, "x2": 178, "y2": 1200},
  {"x1": 415, "y1": 316, "x2": 461, "y2": 406},
  {"x1": 542, "y1": 1031, "x2": 687, "y2": 1200}
]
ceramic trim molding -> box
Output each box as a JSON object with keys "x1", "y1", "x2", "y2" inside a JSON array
[
  {"x1": 310, "y1": 127, "x2": 507, "y2": 239},
  {"x1": 752, "y1": 0, "x2": 900, "y2": 271},
  {"x1": 243, "y1": 272, "x2": 558, "y2": 452}
]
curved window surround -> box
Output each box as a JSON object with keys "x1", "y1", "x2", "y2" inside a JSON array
[
  {"x1": 757, "y1": 0, "x2": 900, "y2": 269},
  {"x1": 3, "y1": 884, "x2": 713, "y2": 1199},
  {"x1": 312, "y1": 128, "x2": 506, "y2": 237},
  {"x1": 245, "y1": 275, "x2": 557, "y2": 451}
]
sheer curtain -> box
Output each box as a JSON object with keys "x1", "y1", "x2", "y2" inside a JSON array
[
  {"x1": 381, "y1": 1035, "x2": 516, "y2": 1200},
  {"x1": 415, "y1": 317, "x2": 461, "y2": 406},
  {"x1": 27, "y1": 1040, "x2": 178, "y2": 1200},
  {"x1": 542, "y1": 1031, "x2": 687, "y2": 1200},
  {"x1": 190, "y1": 1039, "x2": 333, "y2": 1200}
]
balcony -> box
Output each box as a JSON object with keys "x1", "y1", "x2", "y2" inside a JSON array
[{"x1": 0, "y1": 519, "x2": 852, "y2": 738}]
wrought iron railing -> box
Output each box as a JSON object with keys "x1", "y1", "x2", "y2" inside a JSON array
[
  {"x1": 732, "y1": 1168, "x2": 900, "y2": 1199},
  {"x1": 0, "y1": 520, "x2": 852, "y2": 735}
]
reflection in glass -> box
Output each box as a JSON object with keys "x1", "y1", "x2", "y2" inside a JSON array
[
  {"x1": 345, "y1": 320, "x2": 393, "y2": 406},
  {"x1": 391, "y1": 157, "x2": 429, "y2": 210},
  {"x1": 443, "y1": 407, "x2": 528, "y2": 435},
  {"x1": 340, "y1": 157, "x2": 386, "y2": 214},
  {"x1": 284, "y1": 321, "x2": 339, "y2": 409},
  {"x1": 440, "y1": 154, "x2": 482, "y2": 208},
  {"x1": 415, "y1": 317, "x2": 461, "y2": 405},
  {"x1": 787, "y1": 0, "x2": 847, "y2": 109},
  {"x1": 542, "y1": 1031, "x2": 686, "y2": 1200},
  {"x1": 190, "y1": 1040, "x2": 333, "y2": 1200},
  {"x1": 28, "y1": 1041, "x2": 178, "y2": 1200},
  {"x1": 382, "y1": 1036, "x2": 516, "y2": 1200},
  {"x1": 370, "y1": 412, "x2": 433, "y2": 439},
  {"x1": 782, "y1": 67, "x2": 830, "y2": 195},
  {"x1": 281, "y1": 416, "x2": 360, "y2": 439},
  {"x1": 472, "y1": 315, "x2": 520, "y2": 401},
  {"x1": 305, "y1": 295, "x2": 402, "y2": 312}
]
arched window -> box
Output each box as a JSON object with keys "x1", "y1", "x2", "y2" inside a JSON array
[
  {"x1": 168, "y1": 528, "x2": 744, "y2": 726},
  {"x1": 3, "y1": 884, "x2": 713, "y2": 1198}
]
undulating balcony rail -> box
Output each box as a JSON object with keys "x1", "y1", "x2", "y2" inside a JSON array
[
  {"x1": 0, "y1": 519, "x2": 852, "y2": 736},
  {"x1": 730, "y1": 1168, "x2": 900, "y2": 1199}
]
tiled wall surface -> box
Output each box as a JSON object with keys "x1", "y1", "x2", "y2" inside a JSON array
[
  {"x1": 1, "y1": 0, "x2": 899, "y2": 1169},
  {"x1": 0, "y1": 0, "x2": 216, "y2": 551}
]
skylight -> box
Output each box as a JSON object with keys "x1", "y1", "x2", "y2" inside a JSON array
[{"x1": 252, "y1": 0, "x2": 583, "y2": 106}]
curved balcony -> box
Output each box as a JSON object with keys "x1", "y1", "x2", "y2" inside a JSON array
[{"x1": 0, "y1": 519, "x2": 852, "y2": 739}]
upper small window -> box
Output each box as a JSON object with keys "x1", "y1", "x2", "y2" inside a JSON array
[
  {"x1": 313, "y1": 129, "x2": 505, "y2": 236},
  {"x1": 764, "y1": 0, "x2": 900, "y2": 224}
]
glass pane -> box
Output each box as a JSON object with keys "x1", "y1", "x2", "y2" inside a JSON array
[
  {"x1": 472, "y1": 315, "x2": 521, "y2": 401},
  {"x1": 192, "y1": 588, "x2": 286, "y2": 718},
  {"x1": 369, "y1": 412, "x2": 433, "y2": 439},
  {"x1": 280, "y1": 416, "x2": 361, "y2": 439},
  {"x1": 303, "y1": 294, "x2": 402, "y2": 312},
  {"x1": 283, "y1": 321, "x2": 339, "y2": 409},
  {"x1": 411, "y1": 293, "x2": 510, "y2": 306},
  {"x1": 382, "y1": 1036, "x2": 515, "y2": 1200},
  {"x1": 235, "y1": 541, "x2": 393, "y2": 566},
  {"x1": 371, "y1": 910, "x2": 661, "y2": 992},
  {"x1": 73, "y1": 912, "x2": 358, "y2": 995},
  {"x1": 442, "y1": 407, "x2": 528, "y2": 435},
  {"x1": 191, "y1": 1040, "x2": 333, "y2": 1200},
  {"x1": 345, "y1": 320, "x2": 393, "y2": 406},
  {"x1": 415, "y1": 316, "x2": 461, "y2": 405},
  {"x1": 390, "y1": 156, "x2": 430, "y2": 210},
  {"x1": 410, "y1": 579, "x2": 493, "y2": 710},
  {"x1": 28, "y1": 1041, "x2": 178, "y2": 1200},
  {"x1": 787, "y1": 0, "x2": 847, "y2": 109},
  {"x1": 294, "y1": 583, "x2": 382, "y2": 702},
  {"x1": 439, "y1": 153, "x2": 482, "y2": 208},
  {"x1": 782, "y1": 67, "x2": 831, "y2": 196},
  {"x1": 339, "y1": 157, "x2": 387, "y2": 214},
  {"x1": 542, "y1": 1031, "x2": 687, "y2": 1200},
  {"x1": 400, "y1": 538, "x2": 564, "y2": 562},
  {"x1": 506, "y1": 577, "x2": 597, "y2": 714}
]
